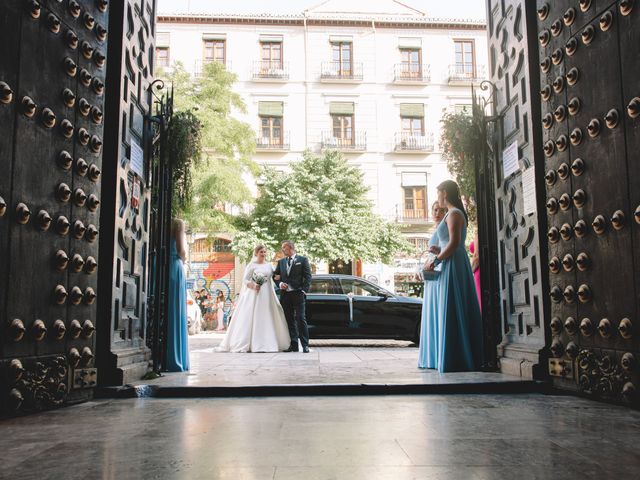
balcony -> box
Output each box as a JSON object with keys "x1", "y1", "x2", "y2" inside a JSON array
[
  {"x1": 447, "y1": 64, "x2": 486, "y2": 84},
  {"x1": 393, "y1": 64, "x2": 431, "y2": 83},
  {"x1": 320, "y1": 131, "x2": 366, "y2": 151},
  {"x1": 320, "y1": 61, "x2": 363, "y2": 82},
  {"x1": 256, "y1": 132, "x2": 290, "y2": 151},
  {"x1": 400, "y1": 210, "x2": 430, "y2": 224},
  {"x1": 383, "y1": 209, "x2": 431, "y2": 226},
  {"x1": 252, "y1": 60, "x2": 289, "y2": 81},
  {"x1": 193, "y1": 60, "x2": 232, "y2": 78},
  {"x1": 394, "y1": 132, "x2": 434, "y2": 152}
]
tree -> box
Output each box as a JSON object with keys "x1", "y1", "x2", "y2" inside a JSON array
[
  {"x1": 231, "y1": 150, "x2": 412, "y2": 263},
  {"x1": 439, "y1": 105, "x2": 483, "y2": 200},
  {"x1": 160, "y1": 62, "x2": 257, "y2": 232}
]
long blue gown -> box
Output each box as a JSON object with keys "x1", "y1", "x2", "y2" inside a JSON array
[
  {"x1": 433, "y1": 208, "x2": 483, "y2": 373},
  {"x1": 418, "y1": 229, "x2": 441, "y2": 369},
  {"x1": 166, "y1": 238, "x2": 190, "y2": 372}
]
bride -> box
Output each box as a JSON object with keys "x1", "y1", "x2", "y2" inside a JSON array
[{"x1": 216, "y1": 245, "x2": 291, "y2": 352}]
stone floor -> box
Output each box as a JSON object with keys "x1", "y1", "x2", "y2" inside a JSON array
[
  {"x1": 2, "y1": 393, "x2": 639, "y2": 479},
  {"x1": 136, "y1": 333, "x2": 524, "y2": 389}
]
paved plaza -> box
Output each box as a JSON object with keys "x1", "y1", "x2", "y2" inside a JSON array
[
  {"x1": 2, "y1": 394, "x2": 639, "y2": 480},
  {"x1": 132, "y1": 333, "x2": 524, "y2": 390}
]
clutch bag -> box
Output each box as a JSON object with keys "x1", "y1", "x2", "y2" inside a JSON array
[{"x1": 422, "y1": 269, "x2": 441, "y2": 281}]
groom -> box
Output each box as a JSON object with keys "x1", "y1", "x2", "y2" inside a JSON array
[{"x1": 274, "y1": 240, "x2": 312, "y2": 352}]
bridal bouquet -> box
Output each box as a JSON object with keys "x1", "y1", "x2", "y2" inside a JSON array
[{"x1": 251, "y1": 272, "x2": 268, "y2": 286}]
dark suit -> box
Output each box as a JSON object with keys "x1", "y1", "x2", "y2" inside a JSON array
[{"x1": 274, "y1": 254, "x2": 312, "y2": 350}]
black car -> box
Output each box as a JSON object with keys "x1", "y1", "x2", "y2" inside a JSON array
[{"x1": 305, "y1": 274, "x2": 422, "y2": 343}]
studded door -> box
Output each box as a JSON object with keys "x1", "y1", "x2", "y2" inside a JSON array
[
  {"x1": 538, "y1": 0, "x2": 639, "y2": 405},
  {"x1": 486, "y1": 0, "x2": 549, "y2": 379},
  {"x1": 96, "y1": 0, "x2": 155, "y2": 385},
  {"x1": 0, "y1": 0, "x2": 108, "y2": 416}
]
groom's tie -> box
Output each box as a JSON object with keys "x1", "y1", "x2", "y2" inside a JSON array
[{"x1": 287, "y1": 256, "x2": 292, "y2": 268}]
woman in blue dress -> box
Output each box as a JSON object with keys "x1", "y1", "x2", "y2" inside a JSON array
[
  {"x1": 418, "y1": 201, "x2": 447, "y2": 369},
  {"x1": 166, "y1": 218, "x2": 190, "y2": 372},
  {"x1": 423, "y1": 180, "x2": 483, "y2": 373}
]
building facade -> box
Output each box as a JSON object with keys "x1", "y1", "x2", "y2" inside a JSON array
[{"x1": 156, "y1": 0, "x2": 487, "y2": 294}]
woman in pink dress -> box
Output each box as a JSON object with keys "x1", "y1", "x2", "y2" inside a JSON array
[
  {"x1": 469, "y1": 233, "x2": 481, "y2": 312},
  {"x1": 214, "y1": 291, "x2": 226, "y2": 331}
]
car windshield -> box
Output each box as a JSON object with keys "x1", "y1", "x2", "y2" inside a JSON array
[{"x1": 339, "y1": 278, "x2": 384, "y2": 297}]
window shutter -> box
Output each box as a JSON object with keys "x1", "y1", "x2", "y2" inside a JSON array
[
  {"x1": 259, "y1": 35, "x2": 283, "y2": 43},
  {"x1": 329, "y1": 102, "x2": 354, "y2": 115},
  {"x1": 329, "y1": 35, "x2": 353, "y2": 43},
  {"x1": 401, "y1": 173, "x2": 427, "y2": 187},
  {"x1": 398, "y1": 37, "x2": 422, "y2": 48},
  {"x1": 202, "y1": 33, "x2": 226, "y2": 40},
  {"x1": 258, "y1": 101, "x2": 284, "y2": 117},
  {"x1": 399, "y1": 103, "x2": 424, "y2": 117},
  {"x1": 156, "y1": 32, "x2": 170, "y2": 47}
]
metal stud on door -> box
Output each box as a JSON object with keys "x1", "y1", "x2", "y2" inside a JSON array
[{"x1": 0, "y1": 0, "x2": 109, "y2": 416}]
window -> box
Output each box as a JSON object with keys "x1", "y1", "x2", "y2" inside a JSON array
[
  {"x1": 339, "y1": 278, "x2": 381, "y2": 297},
  {"x1": 332, "y1": 114, "x2": 353, "y2": 146},
  {"x1": 399, "y1": 48, "x2": 421, "y2": 78},
  {"x1": 331, "y1": 42, "x2": 352, "y2": 76},
  {"x1": 407, "y1": 237, "x2": 430, "y2": 252},
  {"x1": 454, "y1": 40, "x2": 475, "y2": 76},
  {"x1": 404, "y1": 186, "x2": 427, "y2": 220},
  {"x1": 155, "y1": 47, "x2": 170, "y2": 68},
  {"x1": 204, "y1": 39, "x2": 225, "y2": 64},
  {"x1": 260, "y1": 41, "x2": 282, "y2": 69},
  {"x1": 309, "y1": 279, "x2": 335, "y2": 294},
  {"x1": 401, "y1": 117, "x2": 424, "y2": 136},
  {"x1": 260, "y1": 116, "x2": 283, "y2": 146}
]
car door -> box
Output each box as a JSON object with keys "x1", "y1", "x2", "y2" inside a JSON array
[
  {"x1": 305, "y1": 277, "x2": 350, "y2": 337},
  {"x1": 338, "y1": 277, "x2": 409, "y2": 338}
]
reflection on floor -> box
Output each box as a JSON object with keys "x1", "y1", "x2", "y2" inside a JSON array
[
  {"x1": 2, "y1": 394, "x2": 639, "y2": 479},
  {"x1": 134, "y1": 333, "x2": 525, "y2": 389}
]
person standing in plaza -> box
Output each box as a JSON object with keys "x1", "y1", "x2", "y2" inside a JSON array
[
  {"x1": 418, "y1": 200, "x2": 447, "y2": 369},
  {"x1": 274, "y1": 240, "x2": 312, "y2": 352},
  {"x1": 469, "y1": 232, "x2": 482, "y2": 312},
  {"x1": 166, "y1": 219, "x2": 190, "y2": 372},
  {"x1": 214, "y1": 290, "x2": 226, "y2": 331},
  {"x1": 216, "y1": 245, "x2": 290, "y2": 352},
  {"x1": 423, "y1": 180, "x2": 483, "y2": 372}
]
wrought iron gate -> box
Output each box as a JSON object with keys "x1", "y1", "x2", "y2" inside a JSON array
[{"x1": 0, "y1": 0, "x2": 109, "y2": 415}]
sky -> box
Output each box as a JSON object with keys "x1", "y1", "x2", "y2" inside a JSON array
[{"x1": 157, "y1": 0, "x2": 487, "y2": 20}]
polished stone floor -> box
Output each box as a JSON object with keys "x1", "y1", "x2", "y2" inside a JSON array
[
  {"x1": 137, "y1": 334, "x2": 523, "y2": 388},
  {"x1": 2, "y1": 394, "x2": 639, "y2": 479}
]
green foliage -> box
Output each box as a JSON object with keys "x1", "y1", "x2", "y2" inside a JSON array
[
  {"x1": 159, "y1": 62, "x2": 257, "y2": 231},
  {"x1": 231, "y1": 150, "x2": 412, "y2": 263},
  {"x1": 167, "y1": 110, "x2": 202, "y2": 215},
  {"x1": 439, "y1": 106, "x2": 483, "y2": 200}
]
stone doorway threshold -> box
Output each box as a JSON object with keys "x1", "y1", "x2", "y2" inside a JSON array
[{"x1": 96, "y1": 333, "x2": 545, "y2": 398}]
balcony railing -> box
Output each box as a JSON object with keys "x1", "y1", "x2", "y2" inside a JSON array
[
  {"x1": 447, "y1": 64, "x2": 486, "y2": 84},
  {"x1": 393, "y1": 63, "x2": 431, "y2": 83},
  {"x1": 256, "y1": 131, "x2": 290, "y2": 150},
  {"x1": 193, "y1": 60, "x2": 232, "y2": 78},
  {"x1": 252, "y1": 60, "x2": 289, "y2": 80},
  {"x1": 394, "y1": 132, "x2": 434, "y2": 152},
  {"x1": 320, "y1": 61, "x2": 363, "y2": 81},
  {"x1": 320, "y1": 131, "x2": 367, "y2": 151},
  {"x1": 383, "y1": 209, "x2": 431, "y2": 225}
]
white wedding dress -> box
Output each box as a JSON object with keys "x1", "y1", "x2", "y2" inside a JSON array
[{"x1": 216, "y1": 262, "x2": 291, "y2": 352}]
